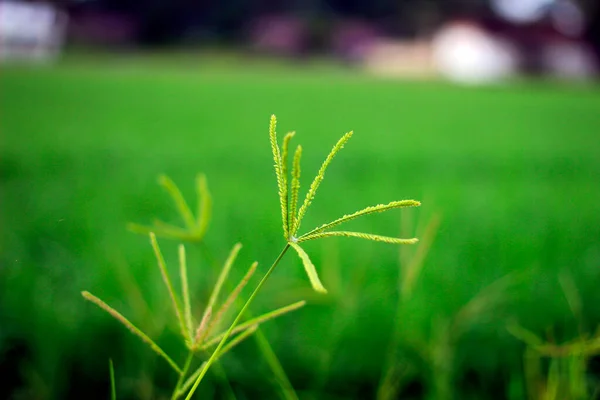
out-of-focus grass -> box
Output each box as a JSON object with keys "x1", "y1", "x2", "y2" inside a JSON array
[{"x1": 1, "y1": 55, "x2": 600, "y2": 399}]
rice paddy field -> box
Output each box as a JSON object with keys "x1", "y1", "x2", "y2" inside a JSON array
[{"x1": 1, "y1": 54, "x2": 600, "y2": 399}]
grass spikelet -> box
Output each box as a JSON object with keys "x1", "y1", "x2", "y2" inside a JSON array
[
  {"x1": 289, "y1": 242, "x2": 327, "y2": 293},
  {"x1": 204, "y1": 262, "x2": 258, "y2": 340},
  {"x1": 301, "y1": 200, "x2": 421, "y2": 238},
  {"x1": 200, "y1": 300, "x2": 306, "y2": 350},
  {"x1": 81, "y1": 291, "x2": 182, "y2": 374},
  {"x1": 281, "y1": 131, "x2": 295, "y2": 237},
  {"x1": 289, "y1": 145, "x2": 302, "y2": 238},
  {"x1": 179, "y1": 244, "x2": 193, "y2": 344},
  {"x1": 150, "y1": 233, "x2": 189, "y2": 343},
  {"x1": 196, "y1": 173, "x2": 212, "y2": 237},
  {"x1": 293, "y1": 131, "x2": 353, "y2": 235},
  {"x1": 194, "y1": 306, "x2": 213, "y2": 345},
  {"x1": 269, "y1": 115, "x2": 287, "y2": 238},
  {"x1": 206, "y1": 243, "x2": 242, "y2": 313},
  {"x1": 299, "y1": 231, "x2": 419, "y2": 244},
  {"x1": 158, "y1": 174, "x2": 196, "y2": 230}
]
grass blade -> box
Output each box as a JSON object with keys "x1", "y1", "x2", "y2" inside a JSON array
[
  {"x1": 289, "y1": 242, "x2": 327, "y2": 293},
  {"x1": 82, "y1": 291, "x2": 182, "y2": 374},
  {"x1": 401, "y1": 213, "x2": 441, "y2": 300},
  {"x1": 150, "y1": 233, "x2": 190, "y2": 343},
  {"x1": 109, "y1": 359, "x2": 116, "y2": 400},
  {"x1": 158, "y1": 174, "x2": 196, "y2": 230},
  {"x1": 299, "y1": 231, "x2": 418, "y2": 245},
  {"x1": 196, "y1": 174, "x2": 212, "y2": 238},
  {"x1": 293, "y1": 131, "x2": 353, "y2": 235}
]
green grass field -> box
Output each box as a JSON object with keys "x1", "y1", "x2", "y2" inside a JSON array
[{"x1": 1, "y1": 56, "x2": 600, "y2": 399}]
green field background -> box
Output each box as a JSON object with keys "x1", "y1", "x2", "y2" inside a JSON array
[{"x1": 1, "y1": 58, "x2": 600, "y2": 399}]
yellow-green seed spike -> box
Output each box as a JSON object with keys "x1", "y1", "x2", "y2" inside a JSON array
[
  {"x1": 81, "y1": 291, "x2": 182, "y2": 374},
  {"x1": 300, "y1": 200, "x2": 421, "y2": 239},
  {"x1": 289, "y1": 242, "x2": 327, "y2": 293},
  {"x1": 269, "y1": 115, "x2": 287, "y2": 239},
  {"x1": 196, "y1": 173, "x2": 212, "y2": 239},
  {"x1": 298, "y1": 231, "x2": 419, "y2": 244},
  {"x1": 289, "y1": 145, "x2": 302, "y2": 238},
  {"x1": 158, "y1": 175, "x2": 196, "y2": 231},
  {"x1": 150, "y1": 233, "x2": 190, "y2": 344},
  {"x1": 294, "y1": 131, "x2": 353, "y2": 235},
  {"x1": 281, "y1": 131, "x2": 295, "y2": 238}
]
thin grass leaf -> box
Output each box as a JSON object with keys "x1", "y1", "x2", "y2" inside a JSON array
[
  {"x1": 401, "y1": 213, "x2": 441, "y2": 300},
  {"x1": 559, "y1": 271, "x2": 585, "y2": 334},
  {"x1": 280, "y1": 132, "x2": 295, "y2": 238},
  {"x1": 158, "y1": 175, "x2": 196, "y2": 230},
  {"x1": 253, "y1": 328, "x2": 300, "y2": 400},
  {"x1": 289, "y1": 145, "x2": 302, "y2": 240},
  {"x1": 150, "y1": 233, "x2": 190, "y2": 343},
  {"x1": 202, "y1": 262, "x2": 258, "y2": 342},
  {"x1": 127, "y1": 221, "x2": 200, "y2": 242},
  {"x1": 82, "y1": 291, "x2": 182, "y2": 374},
  {"x1": 109, "y1": 359, "x2": 116, "y2": 400},
  {"x1": 300, "y1": 200, "x2": 421, "y2": 238},
  {"x1": 289, "y1": 242, "x2": 327, "y2": 293},
  {"x1": 196, "y1": 173, "x2": 212, "y2": 238},
  {"x1": 200, "y1": 300, "x2": 306, "y2": 350},
  {"x1": 206, "y1": 243, "x2": 242, "y2": 316},
  {"x1": 299, "y1": 231, "x2": 419, "y2": 245},
  {"x1": 293, "y1": 131, "x2": 353, "y2": 235},
  {"x1": 545, "y1": 358, "x2": 560, "y2": 400},
  {"x1": 179, "y1": 244, "x2": 193, "y2": 345},
  {"x1": 269, "y1": 115, "x2": 287, "y2": 239}
]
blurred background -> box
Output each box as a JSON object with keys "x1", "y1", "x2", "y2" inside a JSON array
[{"x1": 1, "y1": 0, "x2": 600, "y2": 399}]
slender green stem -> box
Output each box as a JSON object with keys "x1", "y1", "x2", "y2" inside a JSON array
[
  {"x1": 184, "y1": 244, "x2": 291, "y2": 400},
  {"x1": 172, "y1": 352, "x2": 194, "y2": 400},
  {"x1": 197, "y1": 241, "x2": 298, "y2": 400}
]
